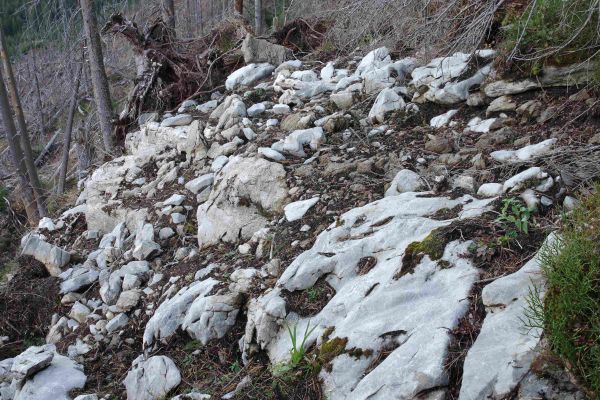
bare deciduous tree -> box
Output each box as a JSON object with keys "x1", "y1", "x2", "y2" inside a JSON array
[
  {"x1": 255, "y1": 0, "x2": 263, "y2": 34},
  {"x1": 162, "y1": 0, "x2": 176, "y2": 35},
  {"x1": 0, "y1": 65, "x2": 38, "y2": 224},
  {"x1": 80, "y1": 0, "x2": 114, "y2": 155},
  {"x1": 234, "y1": 0, "x2": 244, "y2": 15},
  {"x1": 0, "y1": 28, "x2": 47, "y2": 217},
  {"x1": 57, "y1": 62, "x2": 83, "y2": 194}
]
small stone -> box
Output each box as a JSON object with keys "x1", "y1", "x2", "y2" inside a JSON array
[
  {"x1": 171, "y1": 213, "x2": 186, "y2": 224},
  {"x1": 162, "y1": 194, "x2": 186, "y2": 207},
  {"x1": 258, "y1": 147, "x2": 286, "y2": 161},
  {"x1": 161, "y1": 114, "x2": 193, "y2": 127},
  {"x1": 284, "y1": 197, "x2": 319, "y2": 222},
  {"x1": 272, "y1": 104, "x2": 291, "y2": 115},
  {"x1": 159, "y1": 227, "x2": 175, "y2": 240},
  {"x1": 185, "y1": 174, "x2": 214, "y2": 194},
  {"x1": 247, "y1": 103, "x2": 266, "y2": 117},
  {"x1": 425, "y1": 136, "x2": 452, "y2": 154},
  {"x1": 105, "y1": 313, "x2": 129, "y2": 334}
]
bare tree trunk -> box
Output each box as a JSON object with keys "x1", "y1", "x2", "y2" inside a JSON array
[
  {"x1": 0, "y1": 66, "x2": 38, "y2": 224},
  {"x1": 234, "y1": 0, "x2": 243, "y2": 15},
  {"x1": 57, "y1": 63, "x2": 83, "y2": 194},
  {"x1": 30, "y1": 53, "x2": 45, "y2": 138},
  {"x1": 80, "y1": 0, "x2": 114, "y2": 155},
  {"x1": 255, "y1": 0, "x2": 263, "y2": 34},
  {"x1": 161, "y1": 0, "x2": 176, "y2": 36},
  {"x1": 0, "y1": 29, "x2": 47, "y2": 218},
  {"x1": 75, "y1": 120, "x2": 95, "y2": 181}
]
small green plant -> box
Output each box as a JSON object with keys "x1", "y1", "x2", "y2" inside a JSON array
[
  {"x1": 307, "y1": 287, "x2": 321, "y2": 303},
  {"x1": 496, "y1": 198, "x2": 532, "y2": 235},
  {"x1": 229, "y1": 361, "x2": 241, "y2": 373},
  {"x1": 525, "y1": 189, "x2": 600, "y2": 394},
  {"x1": 285, "y1": 320, "x2": 317, "y2": 367}
]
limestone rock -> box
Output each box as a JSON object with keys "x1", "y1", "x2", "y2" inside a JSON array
[
  {"x1": 124, "y1": 356, "x2": 181, "y2": 400},
  {"x1": 21, "y1": 234, "x2": 70, "y2": 276},
  {"x1": 271, "y1": 127, "x2": 325, "y2": 157},
  {"x1": 226, "y1": 63, "x2": 274, "y2": 91},
  {"x1": 182, "y1": 292, "x2": 242, "y2": 345},
  {"x1": 284, "y1": 197, "x2": 320, "y2": 222},
  {"x1": 11, "y1": 345, "x2": 54, "y2": 378},
  {"x1": 241, "y1": 35, "x2": 291, "y2": 65},
  {"x1": 161, "y1": 114, "x2": 193, "y2": 127},
  {"x1": 385, "y1": 169, "x2": 424, "y2": 197},
  {"x1": 197, "y1": 157, "x2": 288, "y2": 248},
  {"x1": 368, "y1": 88, "x2": 405, "y2": 123},
  {"x1": 14, "y1": 351, "x2": 86, "y2": 400},
  {"x1": 459, "y1": 235, "x2": 555, "y2": 400}
]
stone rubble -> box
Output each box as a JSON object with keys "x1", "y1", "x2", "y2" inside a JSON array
[{"x1": 4, "y1": 42, "x2": 591, "y2": 400}]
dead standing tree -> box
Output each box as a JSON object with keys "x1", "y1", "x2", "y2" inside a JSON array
[
  {"x1": 81, "y1": 0, "x2": 115, "y2": 155},
  {"x1": 101, "y1": 14, "x2": 252, "y2": 138}
]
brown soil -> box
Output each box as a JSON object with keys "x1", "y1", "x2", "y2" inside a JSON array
[
  {"x1": 282, "y1": 277, "x2": 336, "y2": 317},
  {"x1": 0, "y1": 256, "x2": 61, "y2": 359}
]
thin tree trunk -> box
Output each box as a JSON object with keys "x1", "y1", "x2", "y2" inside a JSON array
[
  {"x1": 0, "y1": 29, "x2": 47, "y2": 218},
  {"x1": 80, "y1": 0, "x2": 114, "y2": 155},
  {"x1": 57, "y1": 62, "x2": 83, "y2": 194},
  {"x1": 255, "y1": 0, "x2": 263, "y2": 34},
  {"x1": 0, "y1": 66, "x2": 38, "y2": 224},
  {"x1": 161, "y1": 0, "x2": 176, "y2": 35},
  {"x1": 234, "y1": 0, "x2": 243, "y2": 15},
  {"x1": 30, "y1": 53, "x2": 45, "y2": 138}
]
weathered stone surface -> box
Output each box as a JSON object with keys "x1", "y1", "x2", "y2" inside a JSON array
[
  {"x1": 14, "y1": 350, "x2": 86, "y2": 400},
  {"x1": 11, "y1": 345, "x2": 54, "y2": 378},
  {"x1": 241, "y1": 35, "x2": 292, "y2": 65},
  {"x1": 271, "y1": 127, "x2": 325, "y2": 157},
  {"x1": 197, "y1": 157, "x2": 288, "y2": 248},
  {"x1": 105, "y1": 313, "x2": 129, "y2": 334},
  {"x1": 144, "y1": 279, "x2": 219, "y2": 346},
  {"x1": 161, "y1": 114, "x2": 193, "y2": 127},
  {"x1": 124, "y1": 356, "x2": 181, "y2": 400},
  {"x1": 459, "y1": 235, "x2": 555, "y2": 400},
  {"x1": 182, "y1": 292, "x2": 242, "y2": 345},
  {"x1": 385, "y1": 169, "x2": 424, "y2": 197},
  {"x1": 132, "y1": 224, "x2": 161, "y2": 261},
  {"x1": 246, "y1": 192, "x2": 495, "y2": 399},
  {"x1": 226, "y1": 63, "x2": 274, "y2": 91},
  {"x1": 60, "y1": 268, "x2": 99, "y2": 294},
  {"x1": 21, "y1": 234, "x2": 70, "y2": 276},
  {"x1": 490, "y1": 139, "x2": 556, "y2": 163},
  {"x1": 368, "y1": 88, "x2": 405, "y2": 123},
  {"x1": 283, "y1": 197, "x2": 319, "y2": 222}
]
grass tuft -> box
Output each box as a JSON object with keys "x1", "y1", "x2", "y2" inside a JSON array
[{"x1": 528, "y1": 187, "x2": 600, "y2": 396}]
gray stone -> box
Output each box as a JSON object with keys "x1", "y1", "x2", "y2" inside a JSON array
[
  {"x1": 226, "y1": 64, "x2": 274, "y2": 91},
  {"x1": 196, "y1": 100, "x2": 218, "y2": 113},
  {"x1": 258, "y1": 147, "x2": 286, "y2": 162},
  {"x1": 330, "y1": 92, "x2": 355, "y2": 109},
  {"x1": 247, "y1": 103, "x2": 266, "y2": 117},
  {"x1": 241, "y1": 35, "x2": 292, "y2": 65},
  {"x1": 21, "y1": 233, "x2": 70, "y2": 276},
  {"x1": 11, "y1": 345, "x2": 54, "y2": 378},
  {"x1": 271, "y1": 127, "x2": 325, "y2": 157},
  {"x1": 74, "y1": 395, "x2": 98, "y2": 400},
  {"x1": 105, "y1": 313, "x2": 129, "y2": 334},
  {"x1": 197, "y1": 157, "x2": 288, "y2": 249},
  {"x1": 162, "y1": 194, "x2": 186, "y2": 207},
  {"x1": 14, "y1": 351, "x2": 86, "y2": 400},
  {"x1": 182, "y1": 292, "x2": 242, "y2": 345},
  {"x1": 124, "y1": 356, "x2": 181, "y2": 400},
  {"x1": 283, "y1": 197, "x2": 319, "y2": 222},
  {"x1": 132, "y1": 224, "x2": 161, "y2": 261},
  {"x1": 368, "y1": 88, "x2": 405, "y2": 123},
  {"x1": 385, "y1": 169, "x2": 424, "y2": 197},
  {"x1": 459, "y1": 235, "x2": 555, "y2": 400},
  {"x1": 159, "y1": 227, "x2": 175, "y2": 240},
  {"x1": 116, "y1": 290, "x2": 142, "y2": 312},
  {"x1": 184, "y1": 174, "x2": 214, "y2": 194},
  {"x1": 69, "y1": 302, "x2": 91, "y2": 324},
  {"x1": 171, "y1": 213, "x2": 186, "y2": 224},
  {"x1": 161, "y1": 114, "x2": 193, "y2": 127},
  {"x1": 143, "y1": 279, "x2": 219, "y2": 346},
  {"x1": 60, "y1": 268, "x2": 99, "y2": 294}
]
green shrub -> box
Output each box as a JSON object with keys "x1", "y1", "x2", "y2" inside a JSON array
[
  {"x1": 502, "y1": 0, "x2": 600, "y2": 72},
  {"x1": 530, "y1": 189, "x2": 600, "y2": 395}
]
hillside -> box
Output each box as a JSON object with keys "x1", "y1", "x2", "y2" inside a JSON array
[{"x1": 0, "y1": 1, "x2": 599, "y2": 400}]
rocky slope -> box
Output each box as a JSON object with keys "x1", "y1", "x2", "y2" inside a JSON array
[{"x1": 1, "y1": 41, "x2": 596, "y2": 400}]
